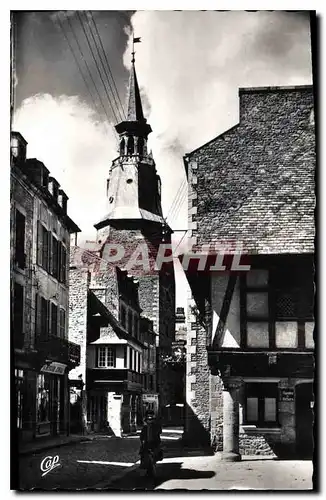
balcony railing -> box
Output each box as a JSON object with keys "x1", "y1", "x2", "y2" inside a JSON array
[{"x1": 35, "y1": 335, "x2": 81, "y2": 366}]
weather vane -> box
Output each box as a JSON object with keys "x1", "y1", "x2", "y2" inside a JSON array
[{"x1": 132, "y1": 36, "x2": 141, "y2": 63}]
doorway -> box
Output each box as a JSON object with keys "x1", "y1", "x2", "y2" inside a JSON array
[{"x1": 295, "y1": 383, "x2": 314, "y2": 458}]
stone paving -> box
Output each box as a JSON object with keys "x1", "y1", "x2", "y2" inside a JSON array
[
  {"x1": 108, "y1": 455, "x2": 314, "y2": 491},
  {"x1": 17, "y1": 436, "x2": 140, "y2": 490}
]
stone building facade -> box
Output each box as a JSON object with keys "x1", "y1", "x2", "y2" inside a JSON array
[
  {"x1": 182, "y1": 86, "x2": 315, "y2": 459},
  {"x1": 68, "y1": 248, "x2": 157, "y2": 435},
  {"x1": 11, "y1": 131, "x2": 81, "y2": 444}
]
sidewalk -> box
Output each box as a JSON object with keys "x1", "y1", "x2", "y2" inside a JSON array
[{"x1": 106, "y1": 453, "x2": 314, "y2": 490}]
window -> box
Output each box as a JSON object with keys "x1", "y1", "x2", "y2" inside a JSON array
[
  {"x1": 51, "y1": 236, "x2": 59, "y2": 279},
  {"x1": 13, "y1": 282, "x2": 24, "y2": 349},
  {"x1": 120, "y1": 304, "x2": 126, "y2": 328},
  {"x1": 128, "y1": 310, "x2": 133, "y2": 335},
  {"x1": 134, "y1": 315, "x2": 139, "y2": 340},
  {"x1": 60, "y1": 244, "x2": 67, "y2": 284},
  {"x1": 37, "y1": 222, "x2": 50, "y2": 271},
  {"x1": 123, "y1": 346, "x2": 127, "y2": 368},
  {"x1": 129, "y1": 347, "x2": 133, "y2": 370},
  {"x1": 37, "y1": 374, "x2": 50, "y2": 423},
  {"x1": 244, "y1": 383, "x2": 278, "y2": 426},
  {"x1": 50, "y1": 303, "x2": 58, "y2": 337},
  {"x1": 41, "y1": 297, "x2": 49, "y2": 339},
  {"x1": 59, "y1": 309, "x2": 66, "y2": 339},
  {"x1": 97, "y1": 347, "x2": 116, "y2": 368},
  {"x1": 244, "y1": 270, "x2": 270, "y2": 348},
  {"x1": 15, "y1": 209, "x2": 26, "y2": 269}
]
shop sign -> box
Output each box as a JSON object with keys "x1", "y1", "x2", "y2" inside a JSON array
[
  {"x1": 41, "y1": 362, "x2": 66, "y2": 375},
  {"x1": 142, "y1": 393, "x2": 158, "y2": 402},
  {"x1": 279, "y1": 388, "x2": 295, "y2": 402}
]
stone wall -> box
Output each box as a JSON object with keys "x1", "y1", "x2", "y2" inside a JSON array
[
  {"x1": 68, "y1": 267, "x2": 90, "y2": 382},
  {"x1": 187, "y1": 86, "x2": 315, "y2": 255}
]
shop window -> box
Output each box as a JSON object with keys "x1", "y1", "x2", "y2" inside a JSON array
[
  {"x1": 37, "y1": 374, "x2": 50, "y2": 423},
  {"x1": 244, "y1": 383, "x2": 278, "y2": 426},
  {"x1": 13, "y1": 282, "x2": 24, "y2": 349},
  {"x1": 14, "y1": 208, "x2": 26, "y2": 269},
  {"x1": 15, "y1": 369, "x2": 24, "y2": 429},
  {"x1": 97, "y1": 346, "x2": 116, "y2": 368}
]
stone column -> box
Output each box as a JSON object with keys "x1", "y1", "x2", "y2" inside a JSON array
[{"x1": 222, "y1": 380, "x2": 241, "y2": 461}]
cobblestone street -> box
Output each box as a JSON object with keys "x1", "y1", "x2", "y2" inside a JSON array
[{"x1": 18, "y1": 436, "x2": 141, "y2": 490}]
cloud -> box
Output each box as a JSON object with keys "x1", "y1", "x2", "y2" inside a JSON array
[
  {"x1": 124, "y1": 11, "x2": 312, "y2": 234},
  {"x1": 13, "y1": 94, "x2": 117, "y2": 243}
]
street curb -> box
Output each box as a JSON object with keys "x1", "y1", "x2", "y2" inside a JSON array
[
  {"x1": 19, "y1": 437, "x2": 93, "y2": 457},
  {"x1": 93, "y1": 461, "x2": 141, "y2": 490}
]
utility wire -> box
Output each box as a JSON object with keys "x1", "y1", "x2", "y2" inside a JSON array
[
  {"x1": 55, "y1": 16, "x2": 103, "y2": 122},
  {"x1": 76, "y1": 11, "x2": 120, "y2": 125},
  {"x1": 167, "y1": 182, "x2": 187, "y2": 224},
  {"x1": 82, "y1": 11, "x2": 124, "y2": 122},
  {"x1": 166, "y1": 180, "x2": 186, "y2": 221},
  {"x1": 87, "y1": 10, "x2": 126, "y2": 121},
  {"x1": 64, "y1": 14, "x2": 114, "y2": 131}
]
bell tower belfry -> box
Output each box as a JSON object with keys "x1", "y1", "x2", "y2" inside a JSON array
[{"x1": 94, "y1": 53, "x2": 166, "y2": 236}]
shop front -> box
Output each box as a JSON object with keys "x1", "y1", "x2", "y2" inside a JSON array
[{"x1": 36, "y1": 362, "x2": 68, "y2": 438}]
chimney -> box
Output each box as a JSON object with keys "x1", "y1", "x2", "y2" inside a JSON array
[{"x1": 11, "y1": 131, "x2": 27, "y2": 165}]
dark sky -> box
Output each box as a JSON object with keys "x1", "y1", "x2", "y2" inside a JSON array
[{"x1": 13, "y1": 11, "x2": 134, "y2": 120}]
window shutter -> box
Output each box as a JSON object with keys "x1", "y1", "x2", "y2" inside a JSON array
[
  {"x1": 61, "y1": 245, "x2": 67, "y2": 284},
  {"x1": 35, "y1": 293, "x2": 42, "y2": 338},
  {"x1": 15, "y1": 209, "x2": 26, "y2": 268},
  {"x1": 13, "y1": 283, "x2": 24, "y2": 349},
  {"x1": 57, "y1": 242, "x2": 62, "y2": 282},
  {"x1": 51, "y1": 303, "x2": 58, "y2": 337},
  {"x1": 37, "y1": 221, "x2": 42, "y2": 266}
]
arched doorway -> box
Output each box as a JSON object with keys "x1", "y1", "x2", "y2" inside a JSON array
[{"x1": 295, "y1": 382, "x2": 314, "y2": 458}]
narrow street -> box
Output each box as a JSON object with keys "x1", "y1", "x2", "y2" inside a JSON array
[
  {"x1": 18, "y1": 436, "x2": 141, "y2": 490},
  {"x1": 17, "y1": 431, "x2": 314, "y2": 491}
]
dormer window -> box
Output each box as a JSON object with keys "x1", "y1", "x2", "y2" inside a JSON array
[
  {"x1": 58, "y1": 190, "x2": 68, "y2": 213},
  {"x1": 48, "y1": 177, "x2": 60, "y2": 203}
]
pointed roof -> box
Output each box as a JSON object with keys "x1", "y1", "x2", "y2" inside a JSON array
[
  {"x1": 115, "y1": 61, "x2": 152, "y2": 136},
  {"x1": 126, "y1": 62, "x2": 145, "y2": 122}
]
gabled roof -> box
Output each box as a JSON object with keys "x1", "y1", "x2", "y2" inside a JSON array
[{"x1": 185, "y1": 85, "x2": 315, "y2": 255}]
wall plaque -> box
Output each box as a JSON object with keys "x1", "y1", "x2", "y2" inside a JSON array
[{"x1": 279, "y1": 388, "x2": 295, "y2": 402}]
